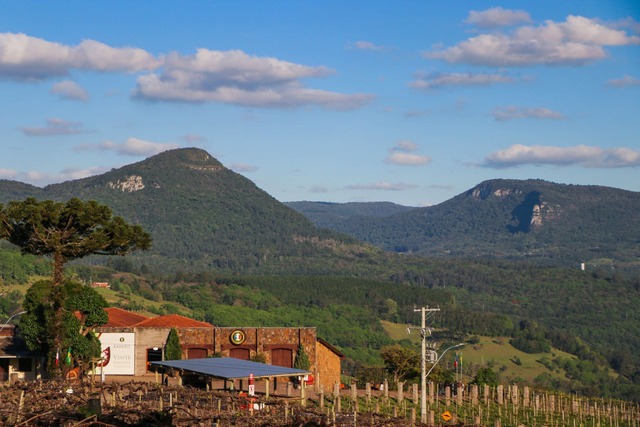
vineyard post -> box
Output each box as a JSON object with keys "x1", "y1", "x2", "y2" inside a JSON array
[{"x1": 333, "y1": 382, "x2": 341, "y2": 412}]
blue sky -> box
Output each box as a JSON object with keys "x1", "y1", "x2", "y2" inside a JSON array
[{"x1": 1, "y1": 1, "x2": 638, "y2": 206}]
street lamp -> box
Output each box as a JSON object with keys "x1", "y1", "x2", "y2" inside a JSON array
[
  {"x1": 0, "y1": 311, "x2": 27, "y2": 332},
  {"x1": 425, "y1": 342, "x2": 465, "y2": 379},
  {"x1": 420, "y1": 342, "x2": 465, "y2": 423}
]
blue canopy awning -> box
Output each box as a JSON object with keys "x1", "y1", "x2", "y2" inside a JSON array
[{"x1": 150, "y1": 357, "x2": 310, "y2": 380}]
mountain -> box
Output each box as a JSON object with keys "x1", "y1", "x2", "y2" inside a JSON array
[
  {"x1": 0, "y1": 148, "x2": 370, "y2": 273},
  {"x1": 293, "y1": 179, "x2": 640, "y2": 266},
  {"x1": 284, "y1": 201, "x2": 415, "y2": 229},
  {"x1": 2, "y1": 152, "x2": 639, "y2": 271}
]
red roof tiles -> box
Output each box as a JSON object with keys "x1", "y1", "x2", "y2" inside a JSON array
[
  {"x1": 102, "y1": 308, "x2": 212, "y2": 328},
  {"x1": 104, "y1": 307, "x2": 150, "y2": 328},
  {"x1": 134, "y1": 314, "x2": 212, "y2": 328}
]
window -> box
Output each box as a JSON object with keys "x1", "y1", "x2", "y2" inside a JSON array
[
  {"x1": 17, "y1": 358, "x2": 32, "y2": 372},
  {"x1": 146, "y1": 348, "x2": 163, "y2": 372}
]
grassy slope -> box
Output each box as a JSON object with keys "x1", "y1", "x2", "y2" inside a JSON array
[
  {"x1": 5, "y1": 279, "x2": 618, "y2": 392},
  {"x1": 382, "y1": 320, "x2": 575, "y2": 383}
]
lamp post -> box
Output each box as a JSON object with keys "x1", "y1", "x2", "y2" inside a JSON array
[
  {"x1": 420, "y1": 342, "x2": 465, "y2": 423},
  {"x1": 426, "y1": 342, "x2": 465, "y2": 379},
  {"x1": 0, "y1": 311, "x2": 27, "y2": 332}
]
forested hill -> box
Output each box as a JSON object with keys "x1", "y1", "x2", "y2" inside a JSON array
[
  {"x1": 2, "y1": 151, "x2": 639, "y2": 272},
  {"x1": 0, "y1": 148, "x2": 370, "y2": 273},
  {"x1": 296, "y1": 179, "x2": 640, "y2": 266},
  {"x1": 284, "y1": 201, "x2": 415, "y2": 229}
]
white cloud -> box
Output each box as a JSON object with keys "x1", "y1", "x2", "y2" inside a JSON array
[
  {"x1": 57, "y1": 166, "x2": 110, "y2": 181},
  {"x1": 466, "y1": 7, "x2": 532, "y2": 28},
  {"x1": 51, "y1": 80, "x2": 89, "y2": 101},
  {"x1": 385, "y1": 140, "x2": 432, "y2": 166},
  {"x1": 483, "y1": 144, "x2": 640, "y2": 168},
  {"x1": 493, "y1": 106, "x2": 566, "y2": 121},
  {"x1": 606, "y1": 75, "x2": 640, "y2": 87},
  {"x1": 70, "y1": 39, "x2": 160, "y2": 72},
  {"x1": 0, "y1": 168, "x2": 18, "y2": 180},
  {"x1": 230, "y1": 163, "x2": 258, "y2": 172},
  {"x1": 428, "y1": 15, "x2": 640, "y2": 67},
  {"x1": 611, "y1": 17, "x2": 640, "y2": 35},
  {"x1": 74, "y1": 137, "x2": 179, "y2": 156},
  {"x1": 395, "y1": 140, "x2": 419, "y2": 151},
  {"x1": 134, "y1": 49, "x2": 373, "y2": 110},
  {"x1": 410, "y1": 72, "x2": 515, "y2": 89},
  {"x1": 348, "y1": 41, "x2": 385, "y2": 51},
  {"x1": 386, "y1": 151, "x2": 432, "y2": 166},
  {"x1": 0, "y1": 32, "x2": 160, "y2": 81},
  {"x1": 118, "y1": 138, "x2": 179, "y2": 156},
  {"x1": 0, "y1": 33, "x2": 371, "y2": 110},
  {"x1": 0, "y1": 166, "x2": 108, "y2": 186},
  {"x1": 346, "y1": 182, "x2": 418, "y2": 191},
  {"x1": 21, "y1": 118, "x2": 89, "y2": 136}
]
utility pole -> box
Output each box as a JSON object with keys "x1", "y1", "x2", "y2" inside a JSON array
[{"x1": 413, "y1": 306, "x2": 440, "y2": 424}]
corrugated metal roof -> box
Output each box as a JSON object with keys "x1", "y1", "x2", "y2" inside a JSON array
[{"x1": 151, "y1": 357, "x2": 310, "y2": 380}]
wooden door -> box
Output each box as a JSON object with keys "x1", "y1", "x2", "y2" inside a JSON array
[
  {"x1": 229, "y1": 348, "x2": 250, "y2": 360},
  {"x1": 271, "y1": 348, "x2": 293, "y2": 368},
  {"x1": 187, "y1": 348, "x2": 207, "y2": 359}
]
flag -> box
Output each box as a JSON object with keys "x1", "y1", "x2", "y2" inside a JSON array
[
  {"x1": 66, "y1": 347, "x2": 72, "y2": 365},
  {"x1": 55, "y1": 349, "x2": 60, "y2": 366}
]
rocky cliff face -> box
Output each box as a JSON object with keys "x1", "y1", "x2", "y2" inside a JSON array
[{"x1": 106, "y1": 175, "x2": 146, "y2": 192}]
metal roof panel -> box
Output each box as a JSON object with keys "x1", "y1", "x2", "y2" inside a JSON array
[{"x1": 150, "y1": 357, "x2": 310, "y2": 380}]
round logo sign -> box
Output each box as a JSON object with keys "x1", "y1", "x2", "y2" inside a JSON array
[{"x1": 230, "y1": 330, "x2": 246, "y2": 345}]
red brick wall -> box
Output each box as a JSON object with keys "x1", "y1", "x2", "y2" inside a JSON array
[{"x1": 213, "y1": 327, "x2": 316, "y2": 367}]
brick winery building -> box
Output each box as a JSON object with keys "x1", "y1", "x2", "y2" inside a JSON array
[{"x1": 95, "y1": 308, "x2": 344, "y2": 391}]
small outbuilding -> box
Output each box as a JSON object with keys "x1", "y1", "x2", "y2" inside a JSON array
[{"x1": 0, "y1": 326, "x2": 45, "y2": 382}]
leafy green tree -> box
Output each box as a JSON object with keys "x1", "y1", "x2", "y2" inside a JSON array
[
  {"x1": 165, "y1": 328, "x2": 182, "y2": 360},
  {"x1": 380, "y1": 344, "x2": 420, "y2": 384},
  {"x1": 472, "y1": 367, "x2": 499, "y2": 387},
  {"x1": 426, "y1": 363, "x2": 455, "y2": 386},
  {"x1": 19, "y1": 280, "x2": 108, "y2": 375},
  {"x1": 1, "y1": 197, "x2": 150, "y2": 376},
  {"x1": 0, "y1": 197, "x2": 151, "y2": 287}
]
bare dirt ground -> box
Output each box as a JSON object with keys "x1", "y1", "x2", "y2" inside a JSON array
[{"x1": 0, "y1": 380, "x2": 431, "y2": 426}]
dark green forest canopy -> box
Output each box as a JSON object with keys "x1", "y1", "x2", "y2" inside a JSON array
[{"x1": 2, "y1": 243, "x2": 640, "y2": 399}]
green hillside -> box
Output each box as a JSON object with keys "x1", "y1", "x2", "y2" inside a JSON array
[
  {"x1": 304, "y1": 179, "x2": 640, "y2": 268},
  {"x1": 0, "y1": 148, "x2": 369, "y2": 274},
  {"x1": 1, "y1": 149, "x2": 639, "y2": 400},
  {"x1": 285, "y1": 201, "x2": 415, "y2": 229},
  {"x1": 382, "y1": 321, "x2": 576, "y2": 384}
]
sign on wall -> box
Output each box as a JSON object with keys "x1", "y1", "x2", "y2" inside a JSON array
[{"x1": 96, "y1": 333, "x2": 135, "y2": 375}]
